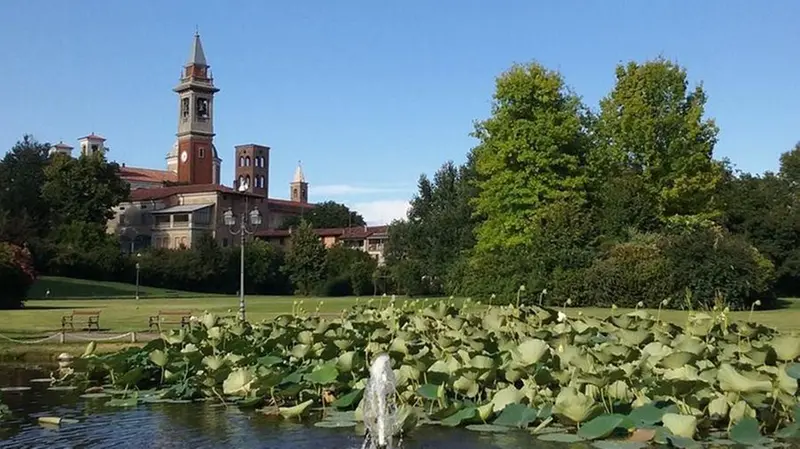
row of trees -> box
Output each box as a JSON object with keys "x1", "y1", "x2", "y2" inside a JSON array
[
  {"x1": 385, "y1": 58, "x2": 798, "y2": 310},
  {"x1": 0, "y1": 136, "x2": 380, "y2": 307}
]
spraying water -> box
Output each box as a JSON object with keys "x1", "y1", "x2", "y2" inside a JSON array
[{"x1": 362, "y1": 353, "x2": 398, "y2": 449}]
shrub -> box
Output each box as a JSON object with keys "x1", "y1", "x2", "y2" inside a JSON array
[{"x1": 0, "y1": 242, "x2": 35, "y2": 309}]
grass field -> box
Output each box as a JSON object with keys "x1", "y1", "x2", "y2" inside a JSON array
[
  {"x1": 3, "y1": 276, "x2": 800, "y2": 360},
  {"x1": 27, "y1": 276, "x2": 223, "y2": 299}
]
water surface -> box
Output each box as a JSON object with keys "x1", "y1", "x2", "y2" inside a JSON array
[{"x1": 0, "y1": 364, "x2": 542, "y2": 449}]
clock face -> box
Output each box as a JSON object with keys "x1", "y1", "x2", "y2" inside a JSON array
[{"x1": 180, "y1": 150, "x2": 188, "y2": 163}]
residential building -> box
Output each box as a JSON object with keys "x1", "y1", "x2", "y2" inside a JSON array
[{"x1": 256, "y1": 225, "x2": 390, "y2": 264}]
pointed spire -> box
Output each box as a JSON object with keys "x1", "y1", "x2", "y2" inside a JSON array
[
  {"x1": 293, "y1": 160, "x2": 306, "y2": 183},
  {"x1": 188, "y1": 30, "x2": 207, "y2": 66}
]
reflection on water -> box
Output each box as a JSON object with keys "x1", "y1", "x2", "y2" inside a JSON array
[{"x1": 0, "y1": 364, "x2": 543, "y2": 449}]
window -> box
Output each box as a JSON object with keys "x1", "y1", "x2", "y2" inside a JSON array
[
  {"x1": 245, "y1": 156, "x2": 251, "y2": 166},
  {"x1": 239, "y1": 156, "x2": 244, "y2": 167},
  {"x1": 181, "y1": 98, "x2": 189, "y2": 119},
  {"x1": 91, "y1": 144, "x2": 98, "y2": 152},
  {"x1": 199, "y1": 148, "x2": 205, "y2": 158}
]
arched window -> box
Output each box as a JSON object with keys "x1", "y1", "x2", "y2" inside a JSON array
[
  {"x1": 238, "y1": 175, "x2": 244, "y2": 188},
  {"x1": 245, "y1": 175, "x2": 251, "y2": 187},
  {"x1": 259, "y1": 176, "x2": 264, "y2": 188},
  {"x1": 245, "y1": 156, "x2": 251, "y2": 166}
]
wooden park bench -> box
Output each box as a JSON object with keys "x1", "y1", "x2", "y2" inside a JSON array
[
  {"x1": 61, "y1": 310, "x2": 101, "y2": 332},
  {"x1": 149, "y1": 310, "x2": 193, "y2": 332}
]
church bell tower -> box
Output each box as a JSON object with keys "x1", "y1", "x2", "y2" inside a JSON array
[{"x1": 174, "y1": 32, "x2": 219, "y2": 185}]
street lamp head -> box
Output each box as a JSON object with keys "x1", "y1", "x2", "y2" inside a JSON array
[
  {"x1": 223, "y1": 207, "x2": 236, "y2": 226},
  {"x1": 249, "y1": 207, "x2": 262, "y2": 226}
]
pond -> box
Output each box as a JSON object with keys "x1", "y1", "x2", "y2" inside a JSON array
[{"x1": 0, "y1": 364, "x2": 550, "y2": 449}]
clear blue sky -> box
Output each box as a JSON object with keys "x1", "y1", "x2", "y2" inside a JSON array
[{"x1": 1, "y1": 1, "x2": 798, "y2": 224}]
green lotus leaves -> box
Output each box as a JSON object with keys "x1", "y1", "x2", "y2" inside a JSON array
[
  {"x1": 491, "y1": 385, "x2": 524, "y2": 412},
  {"x1": 717, "y1": 364, "x2": 772, "y2": 393},
  {"x1": 662, "y1": 413, "x2": 697, "y2": 439},
  {"x1": 222, "y1": 368, "x2": 254, "y2": 396},
  {"x1": 62, "y1": 298, "x2": 800, "y2": 446},
  {"x1": 553, "y1": 387, "x2": 601, "y2": 425},
  {"x1": 511, "y1": 338, "x2": 550, "y2": 367},
  {"x1": 771, "y1": 335, "x2": 800, "y2": 361}
]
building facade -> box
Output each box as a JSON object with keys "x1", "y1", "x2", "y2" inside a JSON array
[
  {"x1": 100, "y1": 33, "x2": 312, "y2": 250},
  {"x1": 256, "y1": 225, "x2": 390, "y2": 265}
]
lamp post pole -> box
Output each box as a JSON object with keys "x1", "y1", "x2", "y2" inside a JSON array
[
  {"x1": 224, "y1": 193, "x2": 262, "y2": 323},
  {"x1": 135, "y1": 253, "x2": 141, "y2": 300}
]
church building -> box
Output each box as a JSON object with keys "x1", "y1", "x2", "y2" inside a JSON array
[{"x1": 94, "y1": 33, "x2": 314, "y2": 251}]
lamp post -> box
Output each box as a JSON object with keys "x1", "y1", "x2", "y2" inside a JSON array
[
  {"x1": 135, "y1": 252, "x2": 141, "y2": 300},
  {"x1": 223, "y1": 203, "x2": 262, "y2": 322}
]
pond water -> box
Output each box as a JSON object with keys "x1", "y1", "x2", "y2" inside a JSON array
[{"x1": 0, "y1": 364, "x2": 549, "y2": 449}]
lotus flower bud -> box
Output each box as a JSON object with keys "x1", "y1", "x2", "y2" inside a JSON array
[
  {"x1": 519, "y1": 285, "x2": 526, "y2": 291},
  {"x1": 754, "y1": 300, "x2": 762, "y2": 307},
  {"x1": 661, "y1": 299, "x2": 670, "y2": 306},
  {"x1": 611, "y1": 304, "x2": 618, "y2": 310},
  {"x1": 605, "y1": 380, "x2": 632, "y2": 403},
  {"x1": 636, "y1": 301, "x2": 644, "y2": 308}
]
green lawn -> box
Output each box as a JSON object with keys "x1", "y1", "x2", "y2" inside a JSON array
[
  {"x1": 27, "y1": 276, "x2": 223, "y2": 299},
  {"x1": 8, "y1": 276, "x2": 800, "y2": 339}
]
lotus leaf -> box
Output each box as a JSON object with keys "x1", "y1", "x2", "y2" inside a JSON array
[
  {"x1": 658, "y1": 351, "x2": 696, "y2": 369},
  {"x1": 729, "y1": 417, "x2": 769, "y2": 446},
  {"x1": 577, "y1": 414, "x2": 632, "y2": 440},
  {"x1": 617, "y1": 329, "x2": 652, "y2": 347},
  {"x1": 493, "y1": 403, "x2": 538, "y2": 428},
  {"x1": 491, "y1": 385, "x2": 524, "y2": 412},
  {"x1": 441, "y1": 406, "x2": 477, "y2": 426},
  {"x1": 662, "y1": 413, "x2": 697, "y2": 439},
  {"x1": 707, "y1": 395, "x2": 729, "y2": 420},
  {"x1": 466, "y1": 424, "x2": 510, "y2": 433},
  {"x1": 717, "y1": 364, "x2": 772, "y2": 393},
  {"x1": 553, "y1": 387, "x2": 601, "y2": 425},
  {"x1": 148, "y1": 350, "x2": 168, "y2": 368},
  {"x1": 772, "y1": 335, "x2": 800, "y2": 361},
  {"x1": 305, "y1": 364, "x2": 338, "y2": 385},
  {"x1": 605, "y1": 380, "x2": 632, "y2": 403},
  {"x1": 453, "y1": 375, "x2": 480, "y2": 398},
  {"x1": 222, "y1": 368, "x2": 254, "y2": 396},
  {"x1": 728, "y1": 400, "x2": 756, "y2": 424},
  {"x1": 627, "y1": 402, "x2": 665, "y2": 427},
  {"x1": 279, "y1": 399, "x2": 313, "y2": 419},
  {"x1": 207, "y1": 326, "x2": 223, "y2": 341},
  {"x1": 82, "y1": 341, "x2": 97, "y2": 358},
  {"x1": 512, "y1": 339, "x2": 550, "y2": 367}
]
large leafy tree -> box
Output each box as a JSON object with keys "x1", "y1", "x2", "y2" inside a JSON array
[
  {"x1": 280, "y1": 201, "x2": 365, "y2": 229},
  {"x1": 385, "y1": 159, "x2": 478, "y2": 295},
  {"x1": 42, "y1": 151, "x2": 130, "y2": 227},
  {"x1": 0, "y1": 135, "x2": 51, "y2": 244},
  {"x1": 593, "y1": 58, "x2": 723, "y2": 223},
  {"x1": 282, "y1": 220, "x2": 327, "y2": 295},
  {"x1": 470, "y1": 61, "x2": 591, "y2": 251}
]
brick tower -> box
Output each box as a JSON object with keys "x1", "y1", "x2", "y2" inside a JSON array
[
  {"x1": 234, "y1": 144, "x2": 270, "y2": 196},
  {"x1": 174, "y1": 32, "x2": 220, "y2": 185}
]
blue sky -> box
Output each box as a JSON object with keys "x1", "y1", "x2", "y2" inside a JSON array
[{"x1": 1, "y1": 1, "x2": 798, "y2": 224}]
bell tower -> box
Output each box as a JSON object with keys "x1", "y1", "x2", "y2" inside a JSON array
[
  {"x1": 290, "y1": 161, "x2": 309, "y2": 203},
  {"x1": 174, "y1": 31, "x2": 219, "y2": 185}
]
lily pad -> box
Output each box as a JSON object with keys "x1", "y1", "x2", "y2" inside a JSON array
[
  {"x1": 729, "y1": 417, "x2": 770, "y2": 446},
  {"x1": 578, "y1": 414, "x2": 630, "y2": 440},
  {"x1": 314, "y1": 420, "x2": 357, "y2": 428},
  {"x1": 0, "y1": 386, "x2": 31, "y2": 392},
  {"x1": 537, "y1": 432, "x2": 585, "y2": 443},
  {"x1": 79, "y1": 393, "x2": 110, "y2": 399},
  {"x1": 465, "y1": 424, "x2": 510, "y2": 433}
]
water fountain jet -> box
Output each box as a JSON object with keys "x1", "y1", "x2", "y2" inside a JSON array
[{"x1": 362, "y1": 353, "x2": 398, "y2": 449}]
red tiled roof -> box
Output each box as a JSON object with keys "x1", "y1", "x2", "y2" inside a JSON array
[
  {"x1": 119, "y1": 166, "x2": 178, "y2": 184},
  {"x1": 127, "y1": 183, "x2": 314, "y2": 210},
  {"x1": 79, "y1": 133, "x2": 106, "y2": 141},
  {"x1": 256, "y1": 225, "x2": 389, "y2": 239}
]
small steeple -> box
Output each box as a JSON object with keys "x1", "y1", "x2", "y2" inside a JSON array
[
  {"x1": 188, "y1": 30, "x2": 207, "y2": 66},
  {"x1": 293, "y1": 160, "x2": 306, "y2": 183}
]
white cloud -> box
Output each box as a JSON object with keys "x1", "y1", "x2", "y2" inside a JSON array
[
  {"x1": 314, "y1": 184, "x2": 409, "y2": 196},
  {"x1": 351, "y1": 199, "x2": 411, "y2": 225}
]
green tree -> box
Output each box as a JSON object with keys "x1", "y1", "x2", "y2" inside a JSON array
[
  {"x1": 243, "y1": 239, "x2": 290, "y2": 294},
  {"x1": 385, "y1": 160, "x2": 478, "y2": 295},
  {"x1": 323, "y1": 244, "x2": 377, "y2": 296},
  {"x1": 593, "y1": 58, "x2": 723, "y2": 223},
  {"x1": 42, "y1": 151, "x2": 130, "y2": 227},
  {"x1": 282, "y1": 220, "x2": 327, "y2": 295},
  {"x1": 470, "y1": 61, "x2": 591, "y2": 251},
  {"x1": 280, "y1": 201, "x2": 365, "y2": 229},
  {"x1": 0, "y1": 135, "x2": 51, "y2": 245}
]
